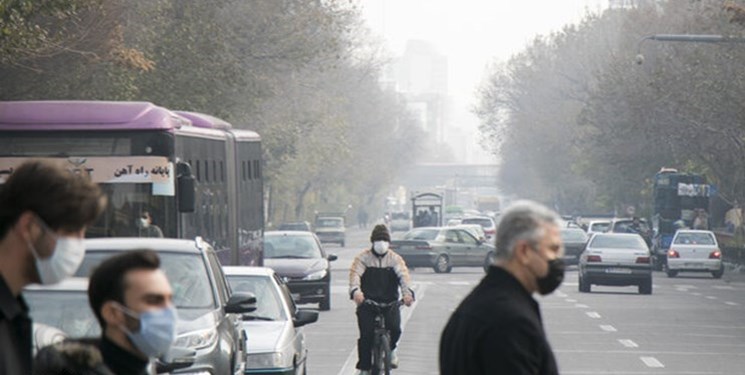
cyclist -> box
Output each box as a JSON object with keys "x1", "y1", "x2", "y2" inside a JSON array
[{"x1": 350, "y1": 224, "x2": 414, "y2": 375}]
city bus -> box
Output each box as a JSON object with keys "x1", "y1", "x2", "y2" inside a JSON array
[{"x1": 0, "y1": 101, "x2": 263, "y2": 266}]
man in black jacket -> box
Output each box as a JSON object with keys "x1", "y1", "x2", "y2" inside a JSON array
[{"x1": 439, "y1": 200, "x2": 565, "y2": 375}]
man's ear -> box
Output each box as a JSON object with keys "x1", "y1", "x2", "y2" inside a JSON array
[
  {"x1": 14, "y1": 211, "x2": 38, "y2": 244},
  {"x1": 514, "y1": 240, "x2": 533, "y2": 266},
  {"x1": 101, "y1": 301, "x2": 124, "y2": 327}
]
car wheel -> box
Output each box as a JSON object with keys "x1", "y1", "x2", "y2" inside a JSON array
[
  {"x1": 433, "y1": 255, "x2": 451, "y2": 273},
  {"x1": 319, "y1": 285, "x2": 331, "y2": 311},
  {"x1": 712, "y1": 267, "x2": 724, "y2": 279},
  {"x1": 666, "y1": 269, "x2": 678, "y2": 278},
  {"x1": 578, "y1": 275, "x2": 591, "y2": 293},
  {"x1": 639, "y1": 279, "x2": 653, "y2": 295},
  {"x1": 483, "y1": 252, "x2": 496, "y2": 272}
]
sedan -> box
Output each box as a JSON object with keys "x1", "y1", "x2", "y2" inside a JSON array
[
  {"x1": 560, "y1": 228, "x2": 588, "y2": 265},
  {"x1": 263, "y1": 231, "x2": 337, "y2": 311},
  {"x1": 391, "y1": 227, "x2": 496, "y2": 273},
  {"x1": 224, "y1": 267, "x2": 318, "y2": 375},
  {"x1": 578, "y1": 233, "x2": 653, "y2": 294},
  {"x1": 666, "y1": 230, "x2": 724, "y2": 278}
]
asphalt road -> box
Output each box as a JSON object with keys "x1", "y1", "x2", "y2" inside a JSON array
[{"x1": 302, "y1": 227, "x2": 745, "y2": 375}]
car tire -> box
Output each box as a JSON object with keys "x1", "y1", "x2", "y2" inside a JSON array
[
  {"x1": 639, "y1": 279, "x2": 653, "y2": 295},
  {"x1": 712, "y1": 267, "x2": 724, "y2": 279},
  {"x1": 483, "y1": 252, "x2": 496, "y2": 272},
  {"x1": 666, "y1": 269, "x2": 678, "y2": 278},
  {"x1": 578, "y1": 275, "x2": 591, "y2": 293},
  {"x1": 319, "y1": 285, "x2": 331, "y2": 311},
  {"x1": 433, "y1": 255, "x2": 451, "y2": 273}
]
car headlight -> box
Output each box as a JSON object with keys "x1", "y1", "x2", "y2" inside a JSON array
[
  {"x1": 246, "y1": 352, "x2": 293, "y2": 370},
  {"x1": 303, "y1": 269, "x2": 327, "y2": 281},
  {"x1": 173, "y1": 328, "x2": 218, "y2": 349}
]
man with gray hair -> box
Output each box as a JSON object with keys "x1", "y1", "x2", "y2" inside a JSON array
[{"x1": 439, "y1": 200, "x2": 564, "y2": 375}]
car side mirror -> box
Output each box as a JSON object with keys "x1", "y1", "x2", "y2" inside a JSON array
[
  {"x1": 225, "y1": 292, "x2": 256, "y2": 314},
  {"x1": 328, "y1": 254, "x2": 338, "y2": 261},
  {"x1": 293, "y1": 308, "x2": 319, "y2": 327}
]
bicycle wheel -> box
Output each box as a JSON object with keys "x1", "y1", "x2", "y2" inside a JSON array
[
  {"x1": 380, "y1": 333, "x2": 392, "y2": 375},
  {"x1": 372, "y1": 334, "x2": 383, "y2": 375}
]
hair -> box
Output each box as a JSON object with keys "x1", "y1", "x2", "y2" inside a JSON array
[
  {"x1": 494, "y1": 200, "x2": 560, "y2": 260},
  {"x1": 33, "y1": 341, "x2": 114, "y2": 375},
  {"x1": 0, "y1": 160, "x2": 106, "y2": 238},
  {"x1": 88, "y1": 250, "x2": 161, "y2": 328}
]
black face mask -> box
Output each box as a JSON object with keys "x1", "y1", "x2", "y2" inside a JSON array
[{"x1": 537, "y1": 258, "x2": 565, "y2": 295}]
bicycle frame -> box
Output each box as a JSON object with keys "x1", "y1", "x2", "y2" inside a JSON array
[{"x1": 364, "y1": 300, "x2": 402, "y2": 375}]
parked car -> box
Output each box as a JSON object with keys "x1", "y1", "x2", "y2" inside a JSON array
[
  {"x1": 389, "y1": 212, "x2": 412, "y2": 232},
  {"x1": 263, "y1": 231, "x2": 337, "y2": 311},
  {"x1": 75, "y1": 238, "x2": 254, "y2": 375},
  {"x1": 391, "y1": 227, "x2": 496, "y2": 273},
  {"x1": 278, "y1": 221, "x2": 312, "y2": 232},
  {"x1": 586, "y1": 220, "x2": 611, "y2": 234},
  {"x1": 460, "y1": 216, "x2": 497, "y2": 242},
  {"x1": 666, "y1": 230, "x2": 724, "y2": 278},
  {"x1": 224, "y1": 267, "x2": 318, "y2": 375},
  {"x1": 578, "y1": 233, "x2": 653, "y2": 294},
  {"x1": 561, "y1": 228, "x2": 588, "y2": 265},
  {"x1": 314, "y1": 215, "x2": 346, "y2": 247}
]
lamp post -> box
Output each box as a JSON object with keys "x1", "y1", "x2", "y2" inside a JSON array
[{"x1": 635, "y1": 34, "x2": 745, "y2": 64}]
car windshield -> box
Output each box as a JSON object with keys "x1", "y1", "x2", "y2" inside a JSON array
[
  {"x1": 316, "y1": 218, "x2": 342, "y2": 228},
  {"x1": 391, "y1": 212, "x2": 409, "y2": 220},
  {"x1": 403, "y1": 229, "x2": 439, "y2": 240},
  {"x1": 590, "y1": 222, "x2": 610, "y2": 232},
  {"x1": 612, "y1": 220, "x2": 650, "y2": 233},
  {"x1": 76, "y1": 252, "x2": 216, "y2": 309},
  {"x1": 227, "y1": 275, "x2": 286, "y2": 321},
  {"x1": 264, "y1": 234, "x2": 323, "y2": 259},
  {"x1": 25, "y1": 290, "x2": 100, "y2": 338},
  {"x1": 590, "y1": 235, "x2": 647, "y2": 250},
  {"x1": 561, "y1": 229, "x2": 588, "y2": 242},
  {"x1": 460, "y1": 218, "x2": 493, "y2": 228},
  {"x1": 279, "y1": 223, "x2": 308, "y2": 231},
  {"x1": 674, "y1": 232, "x2": 716, "y2": 245}
]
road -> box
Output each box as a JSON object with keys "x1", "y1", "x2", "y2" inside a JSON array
[{"x1": 303, "y1": 228, "x2": 745, "y2": 374}]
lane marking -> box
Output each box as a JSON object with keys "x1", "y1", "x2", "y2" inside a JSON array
[
  {"x1": 575, "y1": 303, "x2": 589, "y2": 308},
  {"x1": 640, "y1": 356, "x2": 665, "y2": 368},
  {"x1": 691, "y1": 292, "x2": 702, "y2": 296},
  {"x1": 566, "y1": 299, "x2": 577, "y2": 303},
  {"x1": 713, "y1": 285, "x2": 735, "y2": 290},
  {"x1": 725, "y1": 301, "x2": 739, "y2": 306},
  {"x1": 706, "y1": 296, "x2": 718, "y2": 300},
  {"x1": 619, "y1": 339, "x2": 639, "y2": 348},
  {"x1": 600, "y1": 325, "x2": 617, "y2": 332},
  {"x1": 586, "y1": 311, "x2": 601, "y2": 319},
  {"x1": 447, "y1": 281, "x2": 472, "y2": 286}
]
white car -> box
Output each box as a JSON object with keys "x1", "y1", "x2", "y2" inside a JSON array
[
  {"x1": 666, "y1": 230, "x2": 724, "y2": 278},
  {"x1": 224, "y1": 266, "x2": 318, "y2": 375},
  {"x1": 586, "y1": 220, "x2": 611, "y2": 234},
  {"x1": 578, "y1": 233, "x2": 653, "y2": 294}
]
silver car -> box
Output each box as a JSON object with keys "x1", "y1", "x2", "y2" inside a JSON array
[
  {"x1": 392, "y1": 227, "x2": 496, "y2": 273},
  {"x1": 578, "y1": 233, "x2": 653, "y2": 294},
  {"x1": 667, "y1": 230, "x2": 724, "y2": 278},
  {"x1": 224, "y1": 266, "x2": 318, "y2": 375}
]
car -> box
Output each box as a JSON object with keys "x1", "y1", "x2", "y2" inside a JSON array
[
  {"x1": 389, "y1": 212, "x2": 412, "y2": 232},
  {"x1": 75, "y1": 237, "x2": 255, "y2": 375},
  {"x1": 460, "y1": 216, "x2": 497, "y2": 242},
  {"x1": 560, "y1": 228, "x2": 588, "y2": 265},
  {"x1": 263, "y1": 231, "x2": 338, "y2": 311},
  {"x1": 224, "y1": 266, "x2": 318, "y2": 375},
  {"x1": 391, "y1": 227, "x2": 496, "y2": 273},
  {"x1": 455, "y1": 224, "x2": 487, "y2": 243},
  {"x1": 578, "y1": 233, "x2": 653, "y2": 294},
  {"x1": 278, "y1": 221, "x2": 312, "y2": 232},
  {"x1": 586, "y1": 220, "x2": 611, "y2": 234},
  {"x1": 666, "y1": 230, "x2": 724, "y2": 278},
  {"x1": 608, "y1": 217, "x2": 653, "y2": 246},
  {"x1": 314, "y1": 215, "x2": 346, "y2": 246}
]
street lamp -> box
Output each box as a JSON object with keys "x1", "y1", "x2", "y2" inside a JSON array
[{"x1": 636, "y1": 34, "x2": 745, "y2": 64}]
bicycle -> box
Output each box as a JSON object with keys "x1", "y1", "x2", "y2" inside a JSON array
[{"x1": 363, "y1": 299, "x2": 403, "y2": 375}]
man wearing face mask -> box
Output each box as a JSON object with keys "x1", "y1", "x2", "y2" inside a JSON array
[
  {"x1": 85, "y1": 250, "x2": 176, "y2": 375},
  {"x1": 439, "y1": 200, "x2": 564, "y2": 375},
  {"x1": 136, "y1": 211, "x2": 163, "y2": 238},
  {"x1": 0, "y1": 160, "x2": 105, "y2": 375},
  {"x1": 349, "y1": 224, "x2": 414, "y2": 375}
]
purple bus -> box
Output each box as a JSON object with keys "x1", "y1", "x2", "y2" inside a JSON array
[{"x1": 0, "y1": 101, "x2": 263, "y2": 266}]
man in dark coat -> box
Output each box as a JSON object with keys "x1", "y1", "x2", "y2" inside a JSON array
[{"x1": 439, "y1": 200, "x2": 565, "y2": 375}]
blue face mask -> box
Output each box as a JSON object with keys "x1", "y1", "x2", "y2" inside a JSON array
[{"x1": 115, "y1": 303, "x2": 178, "y2": 358}]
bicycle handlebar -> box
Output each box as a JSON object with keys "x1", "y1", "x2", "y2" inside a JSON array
[{"x1": 362, "y1": 299, "x2": 404, "y2": 309}]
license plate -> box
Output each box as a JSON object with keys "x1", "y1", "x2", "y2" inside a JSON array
[
  {"x1": 684, "y1": 263, "x2": 704, "y2": 268},
  {"x1": 605, "y1": 268, "x2": 632, "y2": 274}
]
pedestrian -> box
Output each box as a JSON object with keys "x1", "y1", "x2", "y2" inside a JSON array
[
  {"x1": 0, "y1": 160, "x2": 105, "y2": 374},
  {"x1": 349, "y1": 224, "x2": 414, "y2": 375},
  {"x1": 725, "y1": 201, "x2": 742, "y2": 233},
  {"x1": 136, "y1": 210, "x2": 163, "y2": 238},
  {"x1": 439, "y1": 200, "x2": 564, "y2": 375},
  {"x1": 85, "y1": 250, "x2": 176, "y2": 375}
]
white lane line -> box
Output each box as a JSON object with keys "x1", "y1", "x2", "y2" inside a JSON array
[
  {"x1": 640, "y1": 356, "x2": 665, "y2": 368},
  {"x1": 706, "y1": 296, "x2": 718, "y2": 300},
  {"x1": 566, "y1": 299, "x2": 577, "y2": 303},
  {"x1": 675, "y1": 284, "x2": 697, "y2": 289},
  {"x1": 600, "y1": 325, "x2": 617, "y2": 332},
  {"x1": 713, "y1": 285, "x2": 735, "y2": 290},
  {"x1": 556, "y1": 291, "x2": 568, "y2": 298},
  {"x1": 618, "y1": 339, "x2": 638, "y2": 348},
  {"x1": 725, "y1": 301, "x2": 739, "y2": 306},
  {"x1": 575, "y1": 303, "x2": 589, "y2": 308},
  {"x1": 336, "y1": 283, "x2": 427, "y2": 375},
  {"x1": 691, "y1": 292, "x2": 702, "y2": 296},
  {"x1": 447, "y1": 281, "x2": 471, "y2": 285},
  {"x1": 586, "y1": 311, "x2": 601, "y2": 319}
]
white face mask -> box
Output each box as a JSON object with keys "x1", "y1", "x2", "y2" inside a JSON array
[
  {"x1": 138, "y1": 218, "x2": 150, "y2": 229},
  {"x1": 373, "y1": 241, "x2": 390, "y2": 255},
  {"x1": 28, "y1": 223, "x2": 86, "y2": 285}
]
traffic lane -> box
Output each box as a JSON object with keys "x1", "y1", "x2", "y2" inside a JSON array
[{"x1": 546, "y1": 269, "x2": 745, "y2": 374}]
